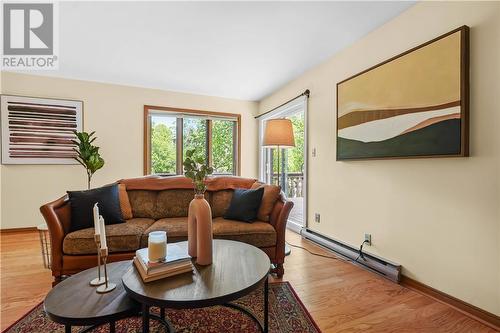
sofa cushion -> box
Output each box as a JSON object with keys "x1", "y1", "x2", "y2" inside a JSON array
[
  {"x1": 213, "y1": 217, "x2": 276, "y2": 247},
  {"x1": 63, "y1": 218, "x2": 155, "y2": 255},
  {"x1": 67, "y1": 184, "x2": 124, "y2": 232},
  {"x1": 141, "y1": 217, "x2": 276, "y2": 248},
  {"x1": 141, "y1": 217, "x2": 188, "y2": 247},
  {"x1": 127, "y1": 190, "x2": 158, "y2": 218},
  {"x1": 210, "y1": 190, "x2": 233, "y2": 217},
  {"x1": 155, "y1": 190, "x2": 194, "y2": 219},
  {"x1": 224, "y1": 187, "x2": 264, "y2": 222},
  {"x1": 251, "y1": 182, "x2": 281, "y2": 222}
]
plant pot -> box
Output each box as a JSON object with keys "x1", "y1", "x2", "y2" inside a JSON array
[{"x1": 187, "y1": 193, "x2": 213, "y2": 265}]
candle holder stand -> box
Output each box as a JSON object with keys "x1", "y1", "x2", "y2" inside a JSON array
[
  {"x1": 90, "y1": 235, "x2": 107, "y2": 286},
  {"x1": 96, "y1": 248, "x2": 116, "y2": 294}
]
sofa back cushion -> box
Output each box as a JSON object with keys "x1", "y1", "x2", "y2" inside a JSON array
[
  {"x1": 250, "y1": 182, "x2": 281, "y2": 221},
  {"x1": 210, "y1": 190, "x2": 234, "y2": 218},
  {"x1": 127, "y1": 190, "x2": 158, "y2": 219},
  {"x1": 128, "y1": 189, "x2": 196, "y2": 219},
  {"x1": 156, "y1": 189, "x2": 194, "y2": 218},
  {"x1": 124, "y1": 177, "x2": 281, "y2": 221}
]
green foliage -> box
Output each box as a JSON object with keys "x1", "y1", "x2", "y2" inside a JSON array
[
  {"x1": 72, "y1": 131, "x2": 105, "y2": 189},
  {"x1": 212, "y1": 120, "x2": 234, "y2": 173},
  {"x1": 151, "y1": 123, "x2": 176, "y2": 174},
  {"x1": 183, "y1": 118, "x2": 207, "y2": 164},
  {"x1": 287, "y1": 113, "x2": 304, "y2": 173},
  {"x1": 183, "y1": 149, "x2": 213, "y2": 194},
  {"x1": 271, "y1": 113, "x2": 304, "y2": 174},
  {"x1": 150, "y1": 117, "x2": 235, "y2": 176}
]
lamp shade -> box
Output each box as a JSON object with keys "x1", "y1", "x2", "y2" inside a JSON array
[{"x1": 262, "y1": 118, "x2": 295, "y2": 148}]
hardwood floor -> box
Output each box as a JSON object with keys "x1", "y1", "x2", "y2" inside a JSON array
[
  {"x1": 1, "y1": 230, "x2": 52, "y2": 330},
  {"x1": 273, "y1": 232, "x2": 496, "y2": 333},
  {"x1": 0, "y1": 230, "x2": 496, "y2": 332}
]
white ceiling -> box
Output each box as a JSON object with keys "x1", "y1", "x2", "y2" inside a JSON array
[{"x1": 31, "y1": 1, "x2": 415, "y2": 101}]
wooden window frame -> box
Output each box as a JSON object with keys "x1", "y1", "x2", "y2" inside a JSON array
[{"x1": 144, "y1": 105, "x2": 241, "y2": 176}]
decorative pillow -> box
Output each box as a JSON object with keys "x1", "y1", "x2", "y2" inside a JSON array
[
  {"x1": 118, "y1": 184, "x2": 133, "y2": 220},
  {"x1": 67, "y1": 184, "x2": 124, "y2": 232},
  {"x1": 223, "y1": 187, "x2": 264, "y2": 222},
  {"x1": 251, "y1": 182, "x2": 281, "y2": 221}
]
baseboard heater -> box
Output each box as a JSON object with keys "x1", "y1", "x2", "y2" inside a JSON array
[{"x1": 301, "y1": 228, "x2": 402, "y2": 283}]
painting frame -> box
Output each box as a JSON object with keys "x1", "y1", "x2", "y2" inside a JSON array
[
  {"x1": 1, "y1": 94, "x2": 84, "y2": 165},
  {"x1": 336, "y1": 26, "x2": 469, "y2": 161}
]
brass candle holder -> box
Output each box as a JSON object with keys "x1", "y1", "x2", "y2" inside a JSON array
[
  {"x1": 90, "y1": 235, "x2": 108, "y2": 286},
  {"x1": 96, "y1": 247, "x2": 116, "y2": 294}
]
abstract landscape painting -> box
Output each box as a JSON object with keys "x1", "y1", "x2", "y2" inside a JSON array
[
  {"x1": 1, "y1": 95, "x2": 83, "y2": 164},
  {"x1": 336, "y1": 26, "x2": 469, "y2": 160}
]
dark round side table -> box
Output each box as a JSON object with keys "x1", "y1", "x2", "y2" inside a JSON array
[
  {"x1": 122, "y1": 239, "x2": 271, "y2": 333},
  {"x1": 44, "y1": 260, "x2": 140, "y2": 333}
]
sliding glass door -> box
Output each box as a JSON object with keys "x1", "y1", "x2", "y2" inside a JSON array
[{"x1": 259, "y1": 97, "x2": 307, "y2": 232}]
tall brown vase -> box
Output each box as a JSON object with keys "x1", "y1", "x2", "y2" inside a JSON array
[{"x1": 187, "y1": 193, "x2": 213, "y2": 265}]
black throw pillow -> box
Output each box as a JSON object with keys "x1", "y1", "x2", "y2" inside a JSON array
[
  {"x1": 223, "y1": 187, "x2": 264, "y2": 222},
  {"x1": 67, "y1": 184, "x2": 124, "y2": 232}
]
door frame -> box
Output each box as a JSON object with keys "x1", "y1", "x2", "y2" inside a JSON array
[{"x1": 258, "y1": 96, "x2": 308, "y2": 233}]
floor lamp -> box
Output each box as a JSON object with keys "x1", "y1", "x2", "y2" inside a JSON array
[
  {"x1": 262, "y1": 118, "x2": 295, "y2": 188},
  {"x1": 263, "y1": 118, "x2": 295, "y2": 257}
]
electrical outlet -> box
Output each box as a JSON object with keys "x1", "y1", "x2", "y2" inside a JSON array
[
  {"x1": 364, "y1": 233, "x2": 372, "y2": 246},
  {"x1": 315, "y1": 213, "x2": 320, "y2": 223},
  {"x1": 312, "y1": 148, "x2": 316, "y2": 157}
]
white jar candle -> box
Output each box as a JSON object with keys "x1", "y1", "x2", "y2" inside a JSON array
[{"x1": 148, "y1": 231, "x2": 167, "y2": 263}]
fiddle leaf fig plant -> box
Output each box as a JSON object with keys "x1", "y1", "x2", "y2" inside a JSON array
[
  {"x1": 183, "y1": 149, "x2": 213, "y2": 194},
  {"x1": 72, "y1": 131, "x2": 105, "y2": 190}
]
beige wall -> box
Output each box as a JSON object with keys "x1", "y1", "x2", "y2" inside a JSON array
[
  {"x1": 0, "y1": 70, "x2": 2, "y2": 227},
  {"x1": 259, "y1": 2, "x2": 500, "y2": 315},
  {"x1": 1, "y1": 72, "x2": 258, "y2": 230}
]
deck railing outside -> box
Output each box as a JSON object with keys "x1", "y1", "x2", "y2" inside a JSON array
[{"x1": 271, "y1": 172, "x2": 304, "y2": 198}]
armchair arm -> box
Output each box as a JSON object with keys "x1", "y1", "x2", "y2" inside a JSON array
[
  {"x1": 39, "y1": 195, "x2": 71, "y2": 275},
  {"x1": 269, "y1": 194, "x2": 294, "y2": 263}
]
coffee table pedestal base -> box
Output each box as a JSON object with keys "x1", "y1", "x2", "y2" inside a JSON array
[
  {"x1": 140, "y1": 278, "x2": 269, "y2": 333},
  {"x1": 64, "y1": 321, "x2": 117, "y2": 333},
  {"x1": 141, "y1": 304, "x2": 176, "y2": 333}
]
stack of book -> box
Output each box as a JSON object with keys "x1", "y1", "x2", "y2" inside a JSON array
[{"x1": 133, "y1": 244, "x2": 193, "y2": 282}]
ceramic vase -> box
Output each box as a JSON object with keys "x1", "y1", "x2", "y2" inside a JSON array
[{"x1": 188, "y1": 193, "x2": 213, "y2": 265}]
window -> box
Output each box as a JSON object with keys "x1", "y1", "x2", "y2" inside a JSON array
[
  {"x1": 183, "y1": 118, "x2": 207, "y2": 165},
  {"x1": 144, "y1": 106, "x2": 240, "y2": 176},
  {"x1": 150, "y1": 115, "x2": 177, "y2": 174},
  {"x1": 212, "y1": 119, "x2": 235, "y2": 174}
]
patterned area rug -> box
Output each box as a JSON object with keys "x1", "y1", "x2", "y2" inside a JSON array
[{"x1": 3, "y1": 282, "x2": 320, "y2": 333}]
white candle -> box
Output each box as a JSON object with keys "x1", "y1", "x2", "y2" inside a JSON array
[
  {"x1": 99, "y1": 216, "x2": 107, "y2": 249},
  {"x1": 148, "y1": 231, "x2": 167, "y2": 263},
  {"x1": 93, "y1": 203, "x2": 100, "y2": 235}
]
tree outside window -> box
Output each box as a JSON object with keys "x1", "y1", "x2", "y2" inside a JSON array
[
  {"x1": 212, "y1": 120, "x2": 234, "y2": 174},
  {"x1": 147, "y1": 108, "x2": 239, "y2": 176},
  {"x1": 151, "y1": 116, "x2": 176, "y2": 174}
]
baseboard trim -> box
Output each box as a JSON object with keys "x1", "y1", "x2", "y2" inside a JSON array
[
  {"x1": 0, "y1": 227, "x2": 37, "y2": 233},
  {"x1": 401, "y1": 275, "x2": 500, "y2": 331}
]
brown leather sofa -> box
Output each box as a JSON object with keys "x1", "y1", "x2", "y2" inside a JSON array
[{"x1": 40, "y1": 176, "x2": 293, "y2": 284}]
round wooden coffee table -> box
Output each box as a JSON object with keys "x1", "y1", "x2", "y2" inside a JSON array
[
  {"x1": 44, "y1": 261, "x2": 140, "y2": 333},
  {"x1": 122, "y1": 239, "x2": 271, "y2": 333}
]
